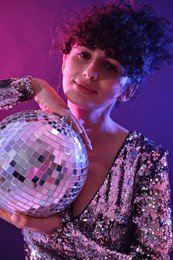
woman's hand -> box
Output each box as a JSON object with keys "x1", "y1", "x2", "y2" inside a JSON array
[
  {"x1": 0, "y1": 208, "x2": 62, "y2": 235},
  {"x1": 31, "y1": 78, "x2": 92, "y2": 150}
]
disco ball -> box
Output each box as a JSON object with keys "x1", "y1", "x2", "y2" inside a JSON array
[{"x1": 0, "y1": 110, "x2": 88, "y2": 217}]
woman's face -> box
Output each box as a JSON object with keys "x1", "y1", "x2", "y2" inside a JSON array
[{"x1": 62, "y1": 45, "x2": 130, "y2": 110}]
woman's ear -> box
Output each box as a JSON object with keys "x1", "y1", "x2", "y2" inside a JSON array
[
  {"x1": 62, "y1": 54, "x2": 68, "y2": 74},
  {"x1": 117, "y1": 84, "x2": 138, "y2": 103}
]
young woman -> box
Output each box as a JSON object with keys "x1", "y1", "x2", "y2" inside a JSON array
[{"x1": 0, "y1": 2, "x2": 173, "y2": 259}]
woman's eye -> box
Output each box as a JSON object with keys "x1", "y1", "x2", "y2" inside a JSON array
[
  {"x1": 77, "y1": 52, "x2": 90, "y2": 59},
  {"x1": 104, "y1": 62, "x2": 119, "y2": 72}
]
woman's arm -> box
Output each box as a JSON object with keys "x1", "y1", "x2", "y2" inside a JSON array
[
  {"x1": 0, "y1": 76, "x2": 91, "y2": 148},
  {"x1": 131, "y1": 149, "x2": 172, "y2": 258}
]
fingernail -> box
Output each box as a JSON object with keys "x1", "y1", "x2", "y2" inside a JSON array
[
  {"x1": 86, "y1": 143, "x2": 93, "y2": 150},
  {"x1": 77, "y1": 127, "x2": 82, "y2": 134},
  {"x1": 89, "y1": 143, "x2": 93, "y2": 150},
  {"x1": 11, "y1": 214, "x2": 20, "y2": 223}
]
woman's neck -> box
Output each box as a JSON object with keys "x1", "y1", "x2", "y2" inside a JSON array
[
  {"x1": 67, "y1": 101, "x2": 127, "y2": 142},
  {"x1": 68, "y1": 102, "x2": 111, "y2": 127}
]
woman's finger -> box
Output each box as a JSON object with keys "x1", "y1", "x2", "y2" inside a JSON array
[
  {"x1": 77, "y1": 122, "x2": 92, "y2": 150},
  {"x1": 0, "y1": 208, "x2": 13, "y2": 224},
  {"x1": 51, "y1": 107, "x2": 92, "y2": 150},
  {"x1": 60, "y1": 109, "x2": 92, "y2": 149},
  {"x1": 10, "y1": 213, "x2": 62, "y2": 234},
  {"x1": 0, "y1": 208, "x2": 62, "y2": 235}
]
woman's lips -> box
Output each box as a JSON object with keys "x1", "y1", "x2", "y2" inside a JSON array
[{"x1": 74, "y1": 81, "x2": 98, "y2": 94}]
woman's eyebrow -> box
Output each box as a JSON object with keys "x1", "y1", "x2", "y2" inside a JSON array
[{"x1": 104, "y1": 56, "x2": 121, "y2": 66}]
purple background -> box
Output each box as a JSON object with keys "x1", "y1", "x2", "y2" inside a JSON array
[{"x1": 0, "y1": 0, "x2": 173, "y2": 258}]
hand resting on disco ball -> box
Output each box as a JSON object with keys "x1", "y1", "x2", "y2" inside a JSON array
[{"x1": 0, "y1": 110, "x2": 88, "y2": 217}]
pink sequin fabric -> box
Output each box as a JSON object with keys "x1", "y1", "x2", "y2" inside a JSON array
[
  {"x1": 23, "y1": 132, "x2": 173, "y2": 259},
  {"x1": 0, "y1": 77, "x2": 33, "y2": 109}
]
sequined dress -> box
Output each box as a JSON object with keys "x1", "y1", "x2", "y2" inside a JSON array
[
  {"x1": 23, "y1": 132, "x2": 172, "y2": 260},
  {"x1": 0, "y1": 78, "x2": 172, "y2": 259}
]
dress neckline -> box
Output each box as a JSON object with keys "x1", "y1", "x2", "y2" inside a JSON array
[{"x1": 71, "y1": 131, "x2": 133, "y2": 219}]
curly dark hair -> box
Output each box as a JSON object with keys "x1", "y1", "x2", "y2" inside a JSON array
[{"x1": 54, "y1": 3, "x2": 173, "y2": 85}]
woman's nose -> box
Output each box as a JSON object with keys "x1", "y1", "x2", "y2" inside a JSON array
[{"x1": 83, "y1": 65, "x2": 98, "y2": 80}]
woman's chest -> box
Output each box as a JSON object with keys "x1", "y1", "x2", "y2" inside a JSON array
[
  {"x1": 72, "y1": 150, "x2": 117, "y2": 217},
  {"x1": 72, "y1": 162, "x2": 137, "y2": 252}
]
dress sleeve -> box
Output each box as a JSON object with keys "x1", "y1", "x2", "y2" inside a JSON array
[
  {"x1": 0, "y1": 76, "x2": 33, "y2": 110},
  {"x1": 56, "y1": 148, "x2": 172, "y2": 259},
  {"x1": 131, "y1": 148, "x2": 173, "y2": 259}
]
